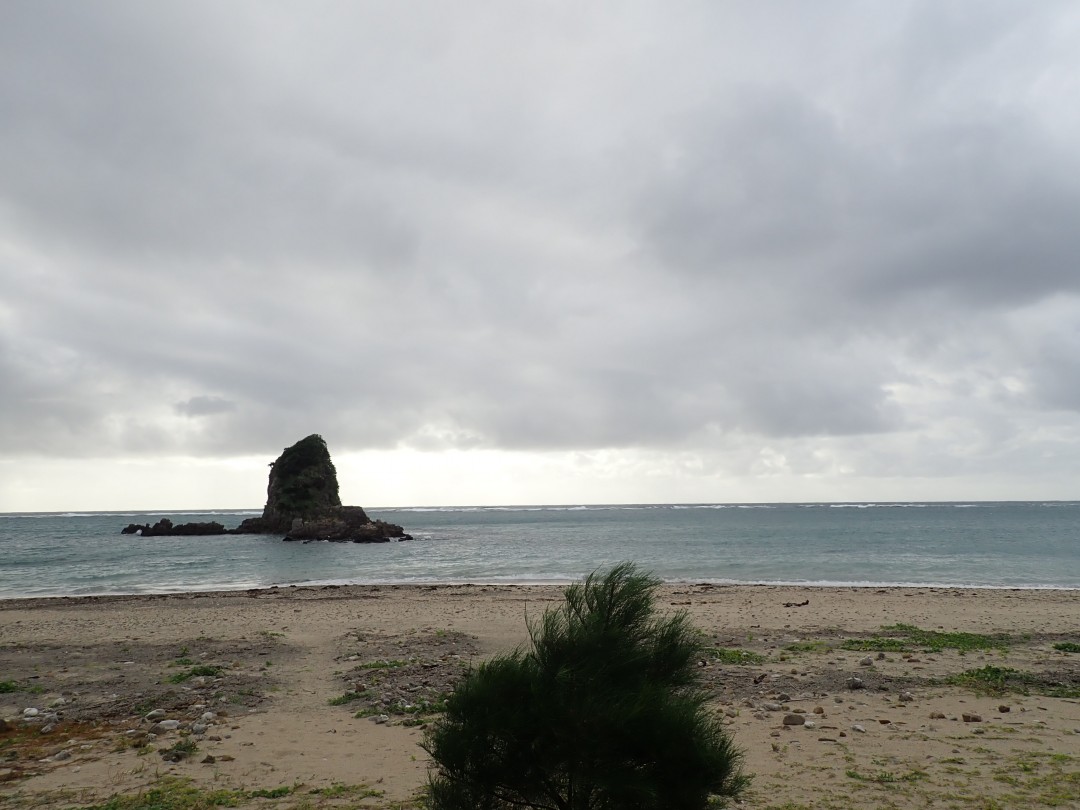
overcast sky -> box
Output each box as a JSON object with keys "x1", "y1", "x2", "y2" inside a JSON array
[{"x1": 3, "y1": 1, "x2": 1080, "y2": 511}]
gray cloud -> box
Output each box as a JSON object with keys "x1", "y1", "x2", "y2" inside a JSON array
[{"x1": 2, "y1": 1, "x2": 1080, "y2": 499}]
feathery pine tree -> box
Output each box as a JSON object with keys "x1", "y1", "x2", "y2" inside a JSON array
[{"x1": 424, "y1": 563, "x2": 746, "y2": 809}]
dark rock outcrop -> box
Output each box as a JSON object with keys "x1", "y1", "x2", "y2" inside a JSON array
[
  {"x1": 234, "y1": 434, "x2": 410, "y2": 542},
  {"x1": 235, "y1": 434, "x2": 343, "y2": 535},
  {"x1": 121, "y1": 519, "x2": 229, "y2": 536},
  {"x1": 122, "y1": 434, "x2": 410, "y2": 542}
]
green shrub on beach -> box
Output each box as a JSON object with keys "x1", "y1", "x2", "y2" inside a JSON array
[{"x1": 424, "y1": 563, "x2": 746, "y2": 810}]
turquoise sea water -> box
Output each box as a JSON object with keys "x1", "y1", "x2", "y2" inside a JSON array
[{"x1": 1, "y1": 502, "x2": 1078, "y2": 598}]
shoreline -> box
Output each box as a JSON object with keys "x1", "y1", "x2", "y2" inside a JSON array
[
  {"x1": 3, "y1": 578, "x2": 1079, "y2": 606},
  {"x1": 2, "y1": 583, "x2": 1079, "y2": 808}
]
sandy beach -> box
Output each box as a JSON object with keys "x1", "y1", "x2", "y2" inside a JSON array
[{"x1": 2, "y1": 583, "x2": 1079, "y2": 808}]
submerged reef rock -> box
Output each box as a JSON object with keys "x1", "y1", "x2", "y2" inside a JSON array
[
  {"x1": 123, "y1": 434, "x2": 410, "y2": 543},
  {"x1": 121, "y1": 519, "x2": 228, "y2": 537}
]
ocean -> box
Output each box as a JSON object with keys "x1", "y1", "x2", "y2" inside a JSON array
[{"x1": 1, "y1": 502, "x2": 1077, "y2": 599}]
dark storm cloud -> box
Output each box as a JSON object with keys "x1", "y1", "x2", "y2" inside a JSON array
[{"x1": 2, "y1": 0, "x2": 1080, "y2": 491}]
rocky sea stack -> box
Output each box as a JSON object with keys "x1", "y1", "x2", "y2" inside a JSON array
[{"x1": 122, "y1": 435, "x2": 410, "y2": 542}]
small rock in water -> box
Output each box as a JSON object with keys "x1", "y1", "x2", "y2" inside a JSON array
[{"x1": 782, "y1": 714, "x2": 805, "y2": 726}]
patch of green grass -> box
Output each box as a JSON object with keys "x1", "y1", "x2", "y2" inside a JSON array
[
  {"x1": 709, "y1": 647, "x2": 766, "y2": 665},
  {"x1": 1053, "y1": 641, "x2": 1080, "y2": 653},
  {"x1": 71, "y1": 777, "x2": 302, "y2": 810},
  {"x1": 167, "y1": 665, "x2": 224, "y2": 684},
  {"x1": 945, "y1": 665, "x2": 1080, "y2": 698},
  {"x1": 0, "y1": 680, "x2": 44, "y2": 694},
  {"x1": 784, "y1": 641, "x2": 831, "y2": 653},
  {"x1": 842, "y1": 623, "x2": 1010, "y2": 654},
  {"x1": 990, "y1": 752, "x2": 1080, "y2": 806},
  {"x1": 247, "y1": 786, "x2": 291, "y2": 799},
  {"x1": 357, "y1": 659, "x2": 409, "y2": 670},
  {"x1": 840, "y1": 637, "x2": 911, "y2": 652},
  {"x1": 846, "y1": 768, "x2": 925, "y2": 784}
]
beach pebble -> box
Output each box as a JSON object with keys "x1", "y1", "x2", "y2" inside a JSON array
[
  {"x1": 852, "y1": 724, "x2": 867, "y2": 733},
  {"x1": 998, "y1": 705, "x2": 1011, "y2": 713},
  {"x1": 52, "y1": 749, "x2": 72, "y2": 761},
  {"x1": 200, "y1": 712, "x2": 216, "y2": 722},
  {"x1": 191, "y1": 723, "x2": 208, "y2": 735},
  {"x1": 144, "y1": 710, "x2": 166, "y2": 721},
  {"x1": 962, "y1": 713, "x2": 982, "y2": 723},
  {"x1": 929, "y1": 712, "x2": 946, "y2": 719},
  {"x1": 763, "y1": 702, "x2": 783, "y2": 712},
  {"x1": 804, "y1": 720, "x2": 816, "y2": 729},
  {"x1": 373, "y1": 714, "x2": 389, "y2": 724},
  {"x1": 782, "y1": 714, "x2": 805, "y2": 726},
  {"x1": 845, "y1": 677, "x2": 865, "y2": 690},
  {"x1": 50, "y1": 698, "x2": 66, "y2": 708},
  {"x1": 40, "y1": 724, "x2": 55, "y2": 734},
  {"x1": 899, "y1": 691, "x2": 915, "y2": 702},
  {"x1": 775, "y1": 693, "x2": 792, "y2": 702},
  {"x1": 23, "y1": 708, "x2": 39, "y2": 718},
  {"x1": 858, "y1": 657, "x2": 873, "y2": 667}
]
